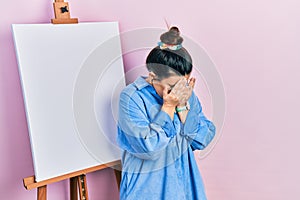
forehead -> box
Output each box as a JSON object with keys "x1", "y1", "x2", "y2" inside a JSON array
[{"x1": 161, "y1": 74, "x2": 191, "y2": 84}]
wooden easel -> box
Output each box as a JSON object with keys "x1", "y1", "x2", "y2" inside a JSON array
[
  {"x1": 23, "y1": 160, "x2": 122, "y2": 200},
  {"x1": 24, "y1": 2, "x2": 122, "y2": 199}
]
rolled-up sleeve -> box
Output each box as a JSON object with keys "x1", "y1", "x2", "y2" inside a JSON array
[
  {"x1": 117, "y1": 91, "x2": 176, "y2": 160},
  {"x1": 182, "y1": 92, "x2": 216, "y2": 150}
]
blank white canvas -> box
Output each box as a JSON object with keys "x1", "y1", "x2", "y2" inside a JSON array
[{"x1": 12, "y1": 22, "x2": 125, "y2": 182}]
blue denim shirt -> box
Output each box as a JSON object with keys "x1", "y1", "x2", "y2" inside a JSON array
[{"x1": 117, "y1": 76, "x2": 216, "y2": 200}]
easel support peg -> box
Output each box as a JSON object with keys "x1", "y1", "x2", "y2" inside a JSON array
[{"x1": 51, "y1": 0, "x2": 78, "y2": 24}]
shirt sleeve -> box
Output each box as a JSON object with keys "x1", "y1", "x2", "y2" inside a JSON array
[
  {"x1": 117, "y1": 91, "x2": 177, "y2": 160},
  {"x1": 182, "y1": 92, "x2": 216, "y2": 150}
]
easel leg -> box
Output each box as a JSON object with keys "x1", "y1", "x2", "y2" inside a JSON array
[
  {"x1": 37, "y1": 185, "x2": 47, "y2": 200},
  {"x1": 78, "y1": 175, "x2": 88, "y2": 200},
  {"x1": 70, "y1": 177, "x2": 78, "y2": 200},
  {"x1": 114, "y1": 164, "x2": 122, "y2": 190}
]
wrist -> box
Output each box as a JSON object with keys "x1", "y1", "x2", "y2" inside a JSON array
[
  {"x1": 177, "y1": 103, "x2": 186, "y2": 107},
  {"x1": 161, "y1": 104, "x2": 176, "y2": 120},
  {"x1": 162, "y1": 104, "x2": 176, "y2": 112},
  {"x1": 176, "y1": 102, "x2": 190, "y2": 113}
]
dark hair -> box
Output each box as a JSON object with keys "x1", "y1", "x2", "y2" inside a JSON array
[{"x1": 146, "y1": 27, "x2": 193, "y2": 80}]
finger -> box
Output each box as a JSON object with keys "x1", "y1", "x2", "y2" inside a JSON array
[
  {"x1": 173, "y1": 78, "x2": 186, "y2": 89},
  {"x1": 174, "y1": 84, "x2": 190, "y2": 98},
  {"x1": 173, "y1": 78, "x2": 187, "y2": 91},
  {"x1": 171, "y1": 79, "x2": 186, "y2": 95},
  {"x1": 189, "y1": 77, "x2": 196, "y2": 89}
]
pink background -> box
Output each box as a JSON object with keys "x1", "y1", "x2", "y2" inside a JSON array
[{"x1": 1, "y1": 0, "x2": 299, "y2": 199}]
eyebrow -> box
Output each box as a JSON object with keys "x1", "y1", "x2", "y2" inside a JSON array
[
  {"x1": 169, "y1": 83, "x2": 176, "y2": 88},
  {"x1": 168, "y1": 79, "x2": 181, "y2": 89}
]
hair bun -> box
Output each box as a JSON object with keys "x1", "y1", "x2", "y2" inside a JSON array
[{"x1": 160, "y1": 26, "x2": 183, "y2": 45}]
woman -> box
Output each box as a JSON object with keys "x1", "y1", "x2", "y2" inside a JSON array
[{"x1": 117, "y1": 27, "x2": 216, "y2": 200}]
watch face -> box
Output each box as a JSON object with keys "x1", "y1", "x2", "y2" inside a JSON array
[{"x1": 186, "y1": 101, "x2": 190, "y2": 110}]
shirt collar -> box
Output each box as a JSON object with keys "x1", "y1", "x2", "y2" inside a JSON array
[{"x1": 133, "y1": 76, "x2": 151, "y2": 90}]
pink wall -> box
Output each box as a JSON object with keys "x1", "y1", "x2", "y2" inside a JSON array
[{"x1": 1, "y1": 0, "x2": 299, "y2": 199}]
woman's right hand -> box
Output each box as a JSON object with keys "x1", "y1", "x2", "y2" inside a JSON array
[
  {"x1": 161, "y1": 85, "x2": 179, "y2": 120},
  {"x1": 162, "y1": 85, "x2": 180, "y2": 108}
]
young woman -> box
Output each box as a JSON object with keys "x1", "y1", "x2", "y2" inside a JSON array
[{"x1": 117, "y1": 27, "x2": 216, "y2": 200}]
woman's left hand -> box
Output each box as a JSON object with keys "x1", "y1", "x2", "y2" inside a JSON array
[{"x1": 170, "y1": 77, "x2": 196, "y2": 106}]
